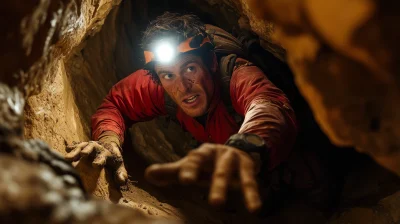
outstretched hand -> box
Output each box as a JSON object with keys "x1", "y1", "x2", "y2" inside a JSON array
[
  {"x1": 145, "y1": 143, "x2": 262, "y2": 213},
  {"x1": 65, "y1": 141, "x2": 128, "y2": 185}
]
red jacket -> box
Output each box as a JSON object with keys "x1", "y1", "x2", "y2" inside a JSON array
[{"x1": 92, "y1": 61, "x2": 297, "y2": 170}]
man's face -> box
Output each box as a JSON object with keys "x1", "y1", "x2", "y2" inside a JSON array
[{"x1": 155, "y1": 53, "x2": 214, "y2": 117}]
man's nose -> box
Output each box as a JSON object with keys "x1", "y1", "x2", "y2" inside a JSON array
[{"x1": 176, "y1": 76, "x2": 193, "y2": 93}]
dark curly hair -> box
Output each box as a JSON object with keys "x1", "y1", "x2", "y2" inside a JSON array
[{"x1": 141, "y1": 12, "x2": 212, "y2": 84}]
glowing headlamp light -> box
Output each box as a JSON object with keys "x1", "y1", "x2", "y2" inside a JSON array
[
  {"x1": 154, "y1": 42, "x2": 176, "y2": 63},
  {"x1": 144, "y1": 34, "x2": 213, "y2": 65}
]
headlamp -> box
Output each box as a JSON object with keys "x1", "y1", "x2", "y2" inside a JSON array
[
  {"x1": 154, "y1": 42, "x2": 176, "y2": 63},
  {"x1": 144, "y1": 34, "x2": 213, "y2": 65}
]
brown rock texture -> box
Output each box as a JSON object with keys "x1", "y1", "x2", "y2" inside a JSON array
[
  {"x1": 238, "y1": 0, "x2": 400, "y2": 177},
  {"x1": 1, "y1": 0, "x2": 122, "y2": 96},
  {"x1": 188, "y1": 0, "x2": 286, "y2": 61}
]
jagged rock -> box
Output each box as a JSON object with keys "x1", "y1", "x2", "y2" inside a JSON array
[
  {"x1": 1, "y1": 0, "x2": 122, "y2": 96},
  {"x1": 241, "y1": 0, "x2": 400, "y2": 176}
]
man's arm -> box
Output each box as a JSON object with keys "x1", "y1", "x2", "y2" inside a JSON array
[
  {"x1": 144, "y1": 60, "x2": 296, "y2": 212},
  {"x1": 91, "y1": 69, "x2": 167, "y2": 144},
  {"x1": 66, "y1": 69, "x2": 166, "y2": 185},
  {"x1": 230, "y1": 59, "x2": 298, "y2": 170}
]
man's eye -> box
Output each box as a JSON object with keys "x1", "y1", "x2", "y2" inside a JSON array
[
  {"x1": 187, "y1": 66, "x2": 195, "y2": 73},
  {"x1": 163, "y1": 74, "x2": 174, "y2": 80}
]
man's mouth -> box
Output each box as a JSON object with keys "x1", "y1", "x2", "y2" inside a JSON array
[{"x1": 183, "y1": 94, "x2": 199, "y2": 104}]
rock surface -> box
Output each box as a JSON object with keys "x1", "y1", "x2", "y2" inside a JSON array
[{"x1": 240, "y1": 0, "x2": 400, "y2": 178}]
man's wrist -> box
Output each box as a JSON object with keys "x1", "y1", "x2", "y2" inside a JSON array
[
  {"x1": 97, "y1": 131, "x2": 122, "y2": 151},
  {"x1": 225, "y1": 133, "x2": 267, "y2": 169},
  {"x1": 225, "y1": 133, "x2": 266, "y2": 153}
]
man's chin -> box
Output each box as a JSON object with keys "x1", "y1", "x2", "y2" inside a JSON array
[
  {"x1": 183, "y1": 108, "x2": 207, "y2": 118},
  {"x1": 178, "y1": 101, "x2": 206, "y2": 117}
]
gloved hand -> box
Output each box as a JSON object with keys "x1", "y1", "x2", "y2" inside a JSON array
[{"x1": 65, "y1": 133, "x2": 128, "y2": 185}]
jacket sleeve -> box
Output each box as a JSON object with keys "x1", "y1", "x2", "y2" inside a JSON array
[
  {"x1": 230, "y1": 60, "x2": 298, "y2": 170},
  {"x1": 91, "y1": 69, "x2": 167, "y2": 144}
]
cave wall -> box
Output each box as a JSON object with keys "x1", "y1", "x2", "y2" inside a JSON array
[
  {"x1": 1, "y1": 0, "x2": 123, "y2": 96},
  {"x1": 240, "y1": 0, "x2": 400, "y2": 177},
  {"x1": 23, "y1": 1, "x2": 126, "y2": 146},
  {"x1": 24, "y1": 6, "x2": 119, "y2": 201},
  {"x1": 5, "y1": 0, "x2": 126, "y2": 202}
]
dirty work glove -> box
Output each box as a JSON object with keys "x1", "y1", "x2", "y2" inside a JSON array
[
  {"x1": 145, "y1": 143, "x2": 262, "y2": 213},
  {"x1": 65, "y1": 133, "x2": 128, "y2": 185}
]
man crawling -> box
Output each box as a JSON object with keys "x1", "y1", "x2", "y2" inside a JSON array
[{"x1": 66, "y1": 12, "x2": 299, "y2": 213}]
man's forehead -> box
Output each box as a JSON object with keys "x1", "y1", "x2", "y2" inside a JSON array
[{"x1": 155, "y1": 54, "x2": 202, "y2": 72}]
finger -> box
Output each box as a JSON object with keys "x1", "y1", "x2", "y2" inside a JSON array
[
  {"x1": 92, "y1": 151, "x2": 108, "y2": 168},
  {"x1": 239, "y1": 157, "x2": 262, "y2": 213},
  {"x1": 115, "y1": 163, "x2": 128, "y2": 185},
  {"x1": 179, "y1": 149, "x2": 214, "y2": 184},
  {"x1": 65, "y1": 147, "x2": 84, "y2": 162},
  {"x1": 66, "y1": 142, "x2": 88, "y2": 153},
  {"x1": 208, "y1": 152, "x2": 237, "y2": 207},
  {"x1": 80, "y1": 142, "x2": 97, "y2": 157},
  {"x1": 145, "y1": 161, "x2": 182, "y2": 186}
]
